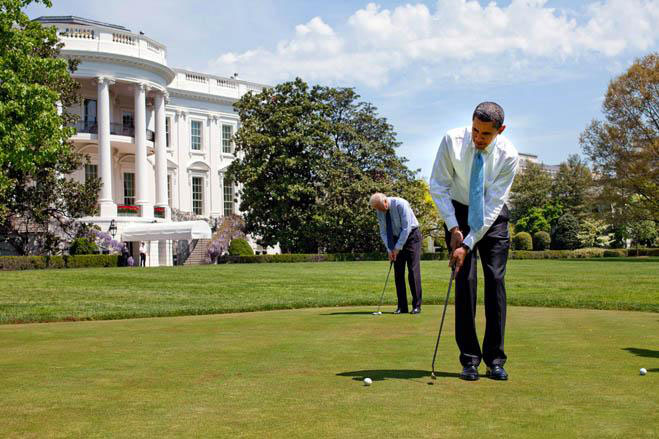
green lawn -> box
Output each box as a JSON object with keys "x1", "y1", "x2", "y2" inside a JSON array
[
  {"x1": 0, "y1": 305, "x2": 656, "y2": 438},
  {"x1": 0, "y1": 258, "x2": 657, "y2": 324}
]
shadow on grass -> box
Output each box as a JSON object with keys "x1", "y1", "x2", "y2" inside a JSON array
[
  {"x1": 337, "y1": 369, "x2": 461, "y2": 381},
  {"x1": 320, "y1": 311, "x2": 396, "y2": 315},
  {"x1": 623, "y1": 347, "x2": 659, "y2": 358}
]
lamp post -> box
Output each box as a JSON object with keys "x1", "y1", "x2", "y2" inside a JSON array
[{"x1": 108, "y1": 219, "x2": 117, "y2": 238}]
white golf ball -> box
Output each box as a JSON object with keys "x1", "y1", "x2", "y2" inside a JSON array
[
  {"x1": 640, "y1": 368, "x2": 647, "y2": 376},
  {"x1": 363, "y1": 377, "x2": 373, "y2": 386}
]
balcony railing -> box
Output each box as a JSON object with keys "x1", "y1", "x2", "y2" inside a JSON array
[{"x1": 71, "y1": 121, "x2": 155, "y2": 141}]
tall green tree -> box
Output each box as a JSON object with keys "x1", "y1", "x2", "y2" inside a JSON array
[
  {"x1": 580, "y1": 53, "x2": 659, "y2": 224},
  {"x1": 551, "y1": 154, "x2": 593, "y2": 219},
  {"x1": 228, "y1": 79, "x2": 422, "y2": 253},
  {"x1": 509, "y1": 162, "x2": 554, "y2": 223},
  {"x1": 0, "y1": 0, "x2": 100, "y2": 255}
]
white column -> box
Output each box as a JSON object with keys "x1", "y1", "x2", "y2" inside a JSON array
[
  {"x1": 97, "y1": 77, "x2": 117, "y2": 217},
  {"x1": 154, "y1": 91, "x2": 169, "y2": 219},
  {"x1": 134, "y1": 83, "x2": 153, "y2": 218}
]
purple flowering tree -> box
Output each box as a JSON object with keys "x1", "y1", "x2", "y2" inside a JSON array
[
  {"x1": 206, "y1": 215, "x2": 246, "y2": 263},
  {"x1": 92, "y1": 229, "x2": 125, "y2": 254}
]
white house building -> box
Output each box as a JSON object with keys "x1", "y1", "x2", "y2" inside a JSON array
[{"x1": 34, "y1": 16, "x2": 269, "y2": 266}]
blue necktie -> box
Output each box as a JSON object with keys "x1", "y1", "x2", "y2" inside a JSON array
[
  {"x1": 468, "y1": 151, "x2": 485, "y2": 233},
  {"x1": 385, "y1": 210, "x2": 395, "y2": 251}
]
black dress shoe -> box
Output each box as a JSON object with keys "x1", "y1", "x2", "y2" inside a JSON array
[
  {"x1": 411, "y1": 307, "x2": 421, "y2": 314},
  {"x1": 460, "y1": 365, "x2": 479, "y2": 381},
  {"x1": 486, "y1": 365, "x2": 508, "y2": 380},
  {"x1": 394, "y1": 308, "x2": 408, "y2": 314}
]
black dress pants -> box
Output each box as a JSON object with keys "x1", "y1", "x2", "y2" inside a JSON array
[
  {"x1": 444, "y1": 201, "x2": 510, "y2": 368},
  {"x1": 393, "y1": 227, "x2": 423, "y2": 311}
]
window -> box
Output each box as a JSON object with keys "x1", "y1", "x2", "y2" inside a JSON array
[
  {"x1": 223, "y1": 177, "x2": 234, "y2": 216},
  {"x1": 190, "y1": 120, "x2": 202, "y2": 150},
  {"x1": 192, "y1": 176, "x2": 203, "y2": 215},
  {"x1": 85, "y1": 99, "x2": 96, "y2": 126},
  {"x1": 84, "y1": 164, "x2": 97, "y2": 183},
  {"x1": 222, "y1": 124, "x2": 234, "y2": 154},
  {"x1": 167, "y1": 174, "x2": 172, "y2": 207},
  {"x1": 122, "y1": 111, "x2": 134, "y2": 136},
  {"x1": 123, "y1": 172, "x2": 135, "y2": 205},
  {"x1": 165, "y1": 117, "x2": 171, "y2": 147}
]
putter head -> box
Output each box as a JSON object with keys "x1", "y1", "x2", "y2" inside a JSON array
[
  {"x1": 372, "y1": 311, "x2": 382, "y2": 315},
  {"x1": 431, "y1": 372, "x2": 437, "y2": 380}
]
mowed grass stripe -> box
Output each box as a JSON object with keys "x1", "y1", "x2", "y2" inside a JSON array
[{"x1": 0, "y1": 258, "x2": 657, "y2": 324}]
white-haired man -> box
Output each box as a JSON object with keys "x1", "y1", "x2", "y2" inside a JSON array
[
  {"x1": 370, "y1": 193, "x2": 422, "y2": 314},
  {"x1": 430, "y1": 102, "x2": 519, "y2": 381}
]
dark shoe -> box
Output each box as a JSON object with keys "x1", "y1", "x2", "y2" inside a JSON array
[
  {"x1": 411, "y1": 307, "x2": 421, "y2": 314},
  {"x1": 394, "y1": 308, "x2": 408, "y2": 314},
  {"x1": 460, "y1": 365, "x2": 479, "y2": 381},
  {"x1": 486, "y1": 365, "x2": 508, "y2": 380}
]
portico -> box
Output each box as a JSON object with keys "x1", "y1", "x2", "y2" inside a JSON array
[{"x1": 94, "y1": 76, "x2": 170, "y2": 220}]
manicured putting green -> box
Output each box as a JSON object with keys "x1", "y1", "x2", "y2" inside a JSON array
[{"x1": 0, "y1": 305, "x2": 656, "y2": 437}]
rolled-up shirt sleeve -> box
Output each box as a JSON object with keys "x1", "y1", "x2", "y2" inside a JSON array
[
  {"x1": 430, "y1": 135, "x2": 459, "y2": 231},
  {"x1": 394, "y1": 200, "x2": 414, "y2": 251},
  {"x1": 462, "y1": 154, "x2": 519, "y2": 250},
  {"x1": 376, "y1": 211, "x2": 389, "y2": 250}
]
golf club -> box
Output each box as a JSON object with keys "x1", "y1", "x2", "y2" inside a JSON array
[
  {"x1": 430, "y1": 265, "x2": 456, "y2": 380},
  {"x1": 373, "y1": 261, "x2": 394, "y2": 315}
]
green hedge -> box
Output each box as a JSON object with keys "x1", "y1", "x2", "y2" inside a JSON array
[
  {"x1": 0, "y1": 254, "x2": 119, "y2": 270},
  {"x1": 221, "y1": 252, "x2": 447, "y2": 264},
  {"x1": 0, "y1": 256, "x2": 47, "y2": 270},
  {"x1": 627, "y1": 248, "x2": 659, "y2": 257},
  {"x1": 66, "y1": 255, "x2": 119, "y2": 268}
]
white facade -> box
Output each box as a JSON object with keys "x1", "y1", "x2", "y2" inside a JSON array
[{"x1": 36, "y1": 16, "x2": 268, "y2": 265}]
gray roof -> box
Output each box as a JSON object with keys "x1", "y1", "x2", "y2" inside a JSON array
[{"x1": 33, "y1": 16, "x2": 130, "y2": 32}]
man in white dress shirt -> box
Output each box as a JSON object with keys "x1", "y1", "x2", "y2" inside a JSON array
[{"x1": 430, "y1": 102, "x2": 519, "y2": 381}]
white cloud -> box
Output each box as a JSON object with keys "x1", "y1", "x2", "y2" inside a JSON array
[{"x1": 208, "y1": 0, "x2": 659, "y2": 87}]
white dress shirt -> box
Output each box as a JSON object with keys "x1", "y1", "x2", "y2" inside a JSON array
[{"x1": 429, "y1": 126, "x2": 519, "y2": 250}]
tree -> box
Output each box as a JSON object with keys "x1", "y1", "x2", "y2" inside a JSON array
[
  {"x1": 509, "y1": 162, "x2": 553, "y2": 223},
  {"x1": 577, "y1": 217, "x2": 609, "y2": 248},
  {"x1": 580, "y1": 53, "x2": 659, "y2": 224},
  {"x1": 629, "y1": 220, "x2": 657, "y2": 247},
  {"x1": 514, "y1": 207, "x2": 551, "y2": 235},
  {"x1": 228, "y1": 79, "x2": 422, "y2": 253},
  {"x1": 0, "y1": 0, "x2": 100, "y2": 255},
  {"x1": 551, "y1": 154, "x2": 593, "y2": 219},
  {"x1": 552, "y1": 213, "x2": 581, "y2": 250}
]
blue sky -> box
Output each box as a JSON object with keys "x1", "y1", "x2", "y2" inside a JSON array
[{"x1": 27, "y1": 0, "x2": 659, "y2": 179}]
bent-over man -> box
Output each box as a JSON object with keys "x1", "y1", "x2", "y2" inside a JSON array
[{"x1": 370, "y1": 193, "x2": 423, "y2": 314}]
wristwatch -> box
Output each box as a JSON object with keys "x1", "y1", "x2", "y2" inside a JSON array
[{"x1": 460, "y1": 243, "x2": 470, "y2": 253}]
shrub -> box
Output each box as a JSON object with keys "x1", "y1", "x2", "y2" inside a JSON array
[
  {"x1": 533, "y1": 231, "x2": 551, "y2": 251},
  {"x1": 46, "y1": 255, "x2": 66, "y2": 269},
  {"x1": 603, "y1": 249, "x2": 627, "y2": 257},
  {"x1": 69, "y1": 237, "x2": 98, "y2": 255},
  {"x1": 228, "y1": 238, "x2": 254, "y2": 256},
  {"x1": 0, "y1": 256, "x2": 46, "y2": 270},
  {"x1": 66, "y1": 254, "x2": 119, "y2": 268},
  {"x1": 552, "y1": 213, "x2": 581, "y2": 250},
  {"x1": 627, "y1": 248, "x2": 659, "y2": 256},
  {"x1": 512, "y1": 232, "x2": 533, "y2": 250}
]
